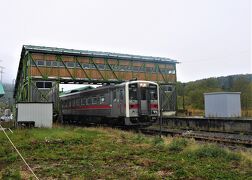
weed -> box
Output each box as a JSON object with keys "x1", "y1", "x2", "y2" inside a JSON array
[
  {"x1": 1, "y1": 167, "x2": 21, "y2": 180},
  {"x1": 168, "y1": 138, "x2": 188, "y2": 152},
  {"x1": 152, "y1": 136, "x2": 164, "y2": 148},
  {"x1": 133, "y1": 133, "x2": 146, "y2": 143},
  {"x1": 193, "y1": 144, "x2": 241, "y2": 162}
]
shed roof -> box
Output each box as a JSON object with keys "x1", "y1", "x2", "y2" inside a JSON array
[{"x1": 204, "y1": 92, "x2": 241, "y2": 95}]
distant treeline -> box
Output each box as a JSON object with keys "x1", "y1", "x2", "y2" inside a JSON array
[{"x1": 177, "y1": 74, "x2": 252, "y2": 110}]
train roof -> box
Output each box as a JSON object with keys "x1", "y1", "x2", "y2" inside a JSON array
[
  {"x1": 60, "y1": 85, "x2": 94, "y2": 96},
  {"x1": 60, "y1": 80, "x2": 158, "y2": 98}
]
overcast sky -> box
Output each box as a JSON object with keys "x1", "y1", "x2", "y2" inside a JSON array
[{"x1": 0, "y1": 0, "x2": 251, "y2": 84}]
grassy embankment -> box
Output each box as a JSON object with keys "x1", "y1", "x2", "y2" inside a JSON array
[{"x1": 0, "y1": 127, "x2": 252, "y2": 179}]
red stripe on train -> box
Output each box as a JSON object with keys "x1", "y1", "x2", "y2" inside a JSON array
[
  {"x1": 150, "y1": 104, "x2": 158, "y2": 109},
  {"x1": 129, "y1": 104, "x2": 158, "y2": 109},
  {"x1": 129, "y1": 104, "x2": 139, "y2": 109}
]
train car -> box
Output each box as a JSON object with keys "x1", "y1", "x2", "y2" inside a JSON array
[{"x1": 60, "y1": 80, "x2": 160, "y2": 126}]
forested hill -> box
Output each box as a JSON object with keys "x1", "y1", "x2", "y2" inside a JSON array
[{"x1": 176, "y1": 74, "x2": 252, "y2": 110}]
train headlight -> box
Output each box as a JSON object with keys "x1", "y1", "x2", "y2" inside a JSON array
[
  {"x1": 152, "y1": 110, "x2": 158, "y2": 114},
  {"x1": 139, "y1": 83, "x2": 147, "y2": 87}
]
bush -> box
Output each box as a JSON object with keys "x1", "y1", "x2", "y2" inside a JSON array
[
  {"x1": 168, "y1": 138, "x2": 188, "y2": 152},
  {"x1": 194, "y1": 144, "x2": 241, "y2": 161}
]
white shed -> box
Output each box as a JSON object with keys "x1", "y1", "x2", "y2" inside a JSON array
[
  {"x1": 17, "y1": 103, "x2": 53, "y2": 128},
  {"x1": 204, "y1": 92, "x2": 241, "y2": 118}
]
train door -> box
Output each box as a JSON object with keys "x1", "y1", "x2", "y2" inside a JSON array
[
  {"x1": 119, "y1": 88, "x2": 125, "y2": 115},
  {"x1": 111, "y1": 88, "x2": 119, "y2": 117},
  {"x1": 139, "y1": 83, "x2": 149, "y2": 115}
]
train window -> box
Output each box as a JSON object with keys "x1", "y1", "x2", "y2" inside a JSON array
[
  {"x1": 92, "y1": 97, "x2": 97, "y2": 104},
  {"x1": 81, "y1": 98, "x2": 86, "y2": 105},
  {"x1": 129, "y1": 83, "x2": 137, "y2": 100},
  {"x1": 76, "y1": 99, "x2": 81, "y2": 106},
  {"x1": 97, "y1": 97, "x2": 101, "y2": 104},
  {"x1": 72, "y1": 100, "x2": 76, "y2": 107},
  {"x1": 100, "y1": 96, "x2": 105, "y2": 103},
  {"x1": 87, "y1": 98, "x2": 92, "y2": 105},
  {"x1": 112, "y1": 90, "x2": 117, "y2": 102},
  {"x1": 119, "y1": 90, "x2": 124, "y2": 100},
  {"x1": 150, "y1": 89, "x2": 157, "y2": 100},
  {"x1": 140, "y1": 87, "x2": 147, "y2": 100},
  {"x1": 149, "y1": 84, "x2": 158, "y2": 100}
]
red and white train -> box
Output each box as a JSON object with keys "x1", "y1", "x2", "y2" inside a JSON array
[{"x1": 60, "y1": 80, "x2": 160, "y2": 126}]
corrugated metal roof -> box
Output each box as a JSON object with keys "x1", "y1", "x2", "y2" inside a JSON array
[{"x1": 23, "y1": 45, "x2": 178, "y2": 64}]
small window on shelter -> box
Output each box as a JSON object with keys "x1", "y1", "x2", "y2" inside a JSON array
[
  {"x1": 46, "y1": 61, "x2": 51, "y2": 67},
  {"x1": 45, "y1": 82, "x2": 52, "y2": 88},
  {"x1": 52, "y1": 61, "x2": 58, "y2": 67},
  {"x1": 36, "y1": 81, "x2": 52, "y2": 89},
  {"x1": 37, "y1": 60, "x2": 45, "y2": 66},
  {"x1": 67, "y1": 62, "x2": 75, "y2": 68},
  {"x1": 36, "y1": 82, "x2": 44, "y2": 88}
]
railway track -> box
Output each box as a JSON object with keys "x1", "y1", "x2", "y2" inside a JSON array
[{"x1": 139, "y1": 128, "x2": 252, "y2": 147}]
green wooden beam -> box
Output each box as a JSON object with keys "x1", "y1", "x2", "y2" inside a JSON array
[
  {"x1": 89, "y1": 57, "x2": 106, "y2": 80},
  {"x1": 56, "y1": 55, "x2": 76, "y2": 81},
  {"x1": 75, "y1": 57, "x2": 91, "y2": 80}
]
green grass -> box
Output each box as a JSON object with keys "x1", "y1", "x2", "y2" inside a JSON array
[{"x1": 0, "y1": 126, "x2": 252, "y2": 179}]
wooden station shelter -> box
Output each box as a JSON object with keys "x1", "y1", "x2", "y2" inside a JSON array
[{"x1": 13, "y1": 45, "x2": 178, "y2": 116}]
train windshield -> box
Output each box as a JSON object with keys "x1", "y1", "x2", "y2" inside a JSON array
[
  {"x1": 149, "y1": 84, "x2": 158, "y2": 100},
  {"x1": 129, "y1": 83, "x2": 137, "y2": 100}
]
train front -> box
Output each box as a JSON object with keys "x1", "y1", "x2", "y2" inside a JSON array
[{"x1": 125, "y1": 81, "x2": 160, "y2": 125}]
